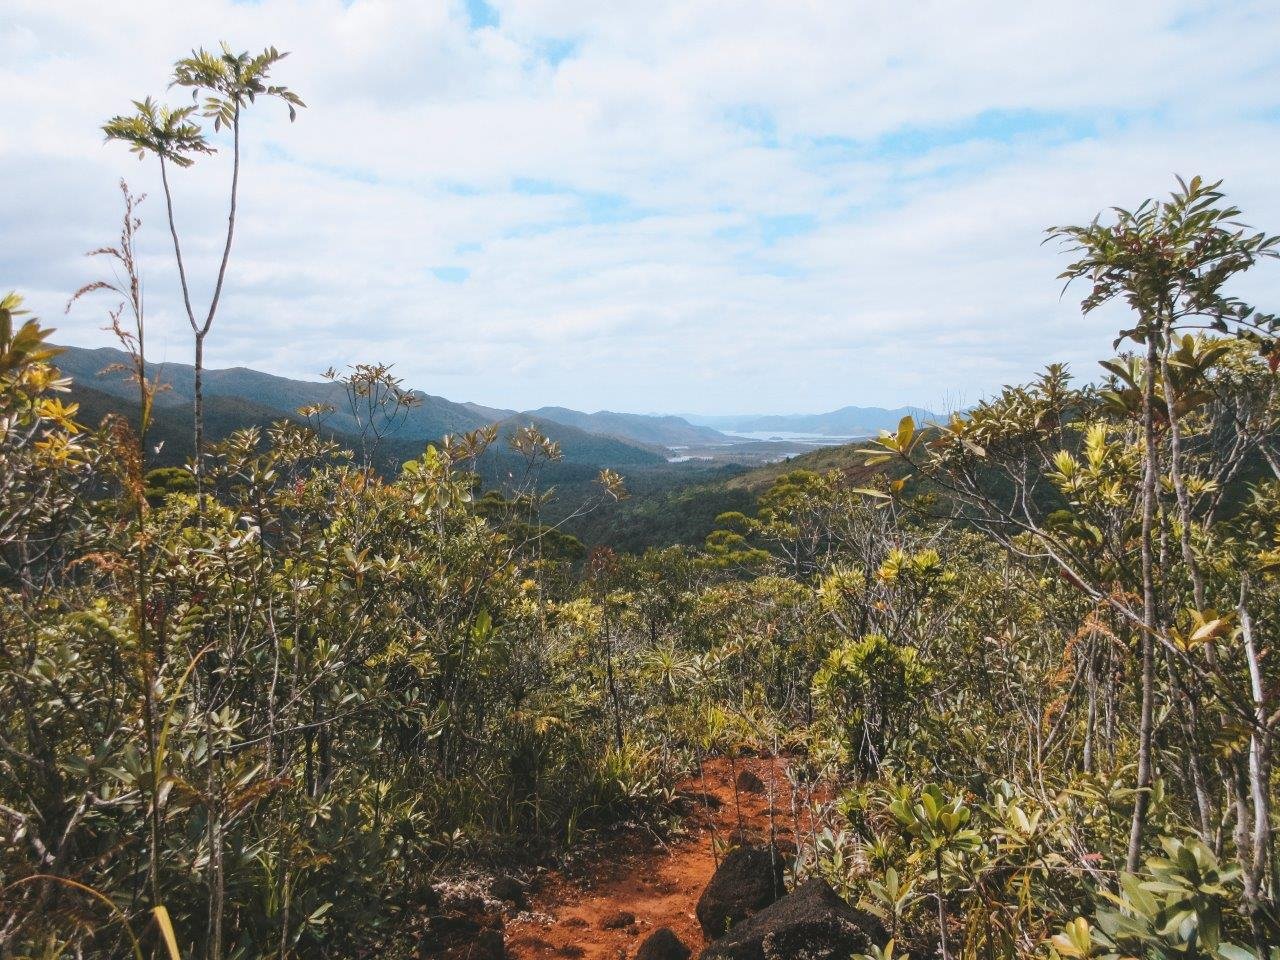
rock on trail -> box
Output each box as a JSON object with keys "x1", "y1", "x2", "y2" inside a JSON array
[
  {"x1": 506, "y1": 757, "x2": 802, "y2": 960},
  {"x1": 636, "y1": 926, "x2": 692, "y2": 960},
  {"x1": 699, "y1": 877, "x2": 884, "y2": 960},
  {"x1": 694, "y1": 843, "x2": 785, "y2": 938}
]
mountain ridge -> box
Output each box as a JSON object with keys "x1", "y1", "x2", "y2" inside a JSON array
[
  {"x1": 522, "y1": 406, "x2": 730, "y2": 447},
  {"x1": 53, "y1": 346, "x2": 939, "y2": 488},
  {"x1": 53, "y1": 345, "x2": 500, "y2": 442},
  {"x1": 53, "y1": 344, "x2": 735, "y2": 452},
  {"x1": 685, "y1": 404, "x2": 942, "y2": 437}
]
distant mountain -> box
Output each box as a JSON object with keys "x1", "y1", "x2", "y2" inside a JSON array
[
  {"x1": 54, "y1": 345, "x2": 666, "y2": 476},
  {"x1": 54, "y1": 345, "x2": 499, "y2": 443},
  {"x1": 55, "y1": 345, "x2": 732, "y2": 452},
  {"x1": 56, "y1": 344, "x2": 954, "y2": 551},
  {"x1": 68, "y1": 380, "x2": 318, "y2": 466},
  {"x1": 54, "y1": 346, "x2": 932, "y2": 503},
  {"x1": 487, "y1": 415, "x2": 667, "y2": 468},
  {"x1": 525, "y1": 406, "x2": 732, "y2": 447},
  {"x1": 685, "y1": 405, "x2": 941, "y2": 438},
  {"x1": 460, "y1": 401, "x2": 518, "y2": 422}
]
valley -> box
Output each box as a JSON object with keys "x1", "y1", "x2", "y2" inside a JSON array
[{"x1": 56, "y1": 342, "x2": 901, "y2": 551}]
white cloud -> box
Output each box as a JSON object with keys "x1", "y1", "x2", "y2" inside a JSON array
[{"x1": 3, "y1": 0, "x2": 1280, "y2": 413}]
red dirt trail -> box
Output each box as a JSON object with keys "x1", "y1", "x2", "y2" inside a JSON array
[{"x1": 507, "y1": 756, "x2": 817, "y2": 960}]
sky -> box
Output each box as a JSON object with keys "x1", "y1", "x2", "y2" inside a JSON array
[{"x1": 4, "y1": 1, "x2": 1280, "y2": 415}]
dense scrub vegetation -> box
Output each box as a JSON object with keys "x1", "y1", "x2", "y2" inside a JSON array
[{"x1": 4, "y1": 42, "x2": 1280, "y2": 960}]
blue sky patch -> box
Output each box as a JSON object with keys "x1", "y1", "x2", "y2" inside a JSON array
[
  {"x1": 431, "y1": 266, "x2": 471, "y2": 283},
  {"x1": 466, "y1": 0, "x2": 499, "y2": 30},
  {"x1": 760, "y1": 214, "x2": 815, "y2": 245},
  {"x1": 724, "y1": 104, "x2": 779, "y2": 147},
  {"x1": 538, "y1": 38, "x2": 579, "y2": 66}
]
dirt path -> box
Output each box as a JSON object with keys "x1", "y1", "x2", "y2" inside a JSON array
[{"x1": 507, "y1": 756, "x2": 809, "y2": 960}]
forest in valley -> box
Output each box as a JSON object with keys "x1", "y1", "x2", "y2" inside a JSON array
[{"x1": 4, "y1": 41, "x2": 1280, "y2": 960}]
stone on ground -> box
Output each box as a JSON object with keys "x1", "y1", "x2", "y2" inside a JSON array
[
  {"x1": 490, "y1": 875, "x2": 528, "y2": 910},
  {"x1": 599, "y1": 909, "x2": 636, "y2": 929},
  {"x1": 695, "y1": 843, "x2": 786, "y2": 938},
  {"x1": 699, "y1": 878, "x2": 883, "y2": 960},
  {"x1": 636, "y1": 926, "x2": 692, "y2": 960},
  {"x1": 422, "y1": 892, "x2": 508, "y2": 960}
]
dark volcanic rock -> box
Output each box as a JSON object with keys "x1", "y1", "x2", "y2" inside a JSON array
[
  {"x1": 678, "y1": 789, "x2": 725, "y2": 811},
  {"x1": 421, "y1": 883, "x2": 444, "y2": 915},
  {"x1": 735, "y1": 770, "x2": 767, "y2": 794},
  {"x1": 422, "y1": 894, "x2": 507, "y2": 960},
  {"x1": 636, "y1": 926, "x2": 692, "y2": 960},
  {"x1": 465, "y1": 928, "x2": 507, "y2": 960},
  {"x1": 600, "y1": 909, "x2": 636, "y2": 929},
  {"x1": 695, "y1": 843, "x2": 786, "y2": 938},
  {"x1": 490, "y1": 875, "x2": 528, "y2": 910},
  {"x1": 699, "y1": 878, "x2": 883, "y2": 960}
]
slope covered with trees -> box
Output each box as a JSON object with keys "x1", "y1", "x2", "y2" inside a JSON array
[
  {"x1": 57, "y1": 344, "x2": 744, "y2": 462},
  {"x1": 522, "y1": 406, "x2": 733, "y2": 447},
  {"x1": 54, "y1": 344, "x2": 507, "y2": 446},
  {"x1": 562, "y1": 435, "x2": 906, "y2": 552}
]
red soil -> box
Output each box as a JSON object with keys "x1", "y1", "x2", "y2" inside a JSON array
[{"x1": 507, "y1": 756, "x2": 817, "y2": 960}]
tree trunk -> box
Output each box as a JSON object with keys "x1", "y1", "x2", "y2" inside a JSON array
[
  {"x1": 604, "y1": 623, "x2": 624, "y2": 752},
  {"x1": 1127, "y1": 333, "x2": 1160, "y2": 874},
  {"x1": 194, "y1": 332, "x2": 205, "y2": 513},
  {"x1": 936, "y1": 848, "x2": 950, "y2": 960},
  {"x1": 1083, "y1": 642, "x2": 1096, "y2": 775},
  {"x1": 1238, "y1": 586, "x2": 1276, "y2": 946}
]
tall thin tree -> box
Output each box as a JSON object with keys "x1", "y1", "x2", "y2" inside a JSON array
[{"x1": 104, "y1": 44, "x2": 304, "y2": 511}]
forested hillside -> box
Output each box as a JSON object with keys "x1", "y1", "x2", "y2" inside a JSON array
[
  {"x1": 524, "y1": 406, "x2": 733, "y2": 447},
  {"x1": 59, "y1": 345, "x2": 676, "y2": 511},
  {"x1": 59, "y1": 345, "x2": 742, "y2": 457},
  {"x1": 59, "y1": 344, "x2": 838, "y2": 554},
  {"x1": 3, "y1": 39, "x2": 1280, "y2": 960},
  {"x1": 563, "y1": 436, "x2": 908, "y2": 551},
  {"x1": 55, "y1": 344, "x2": 502, "y2": 444}
]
